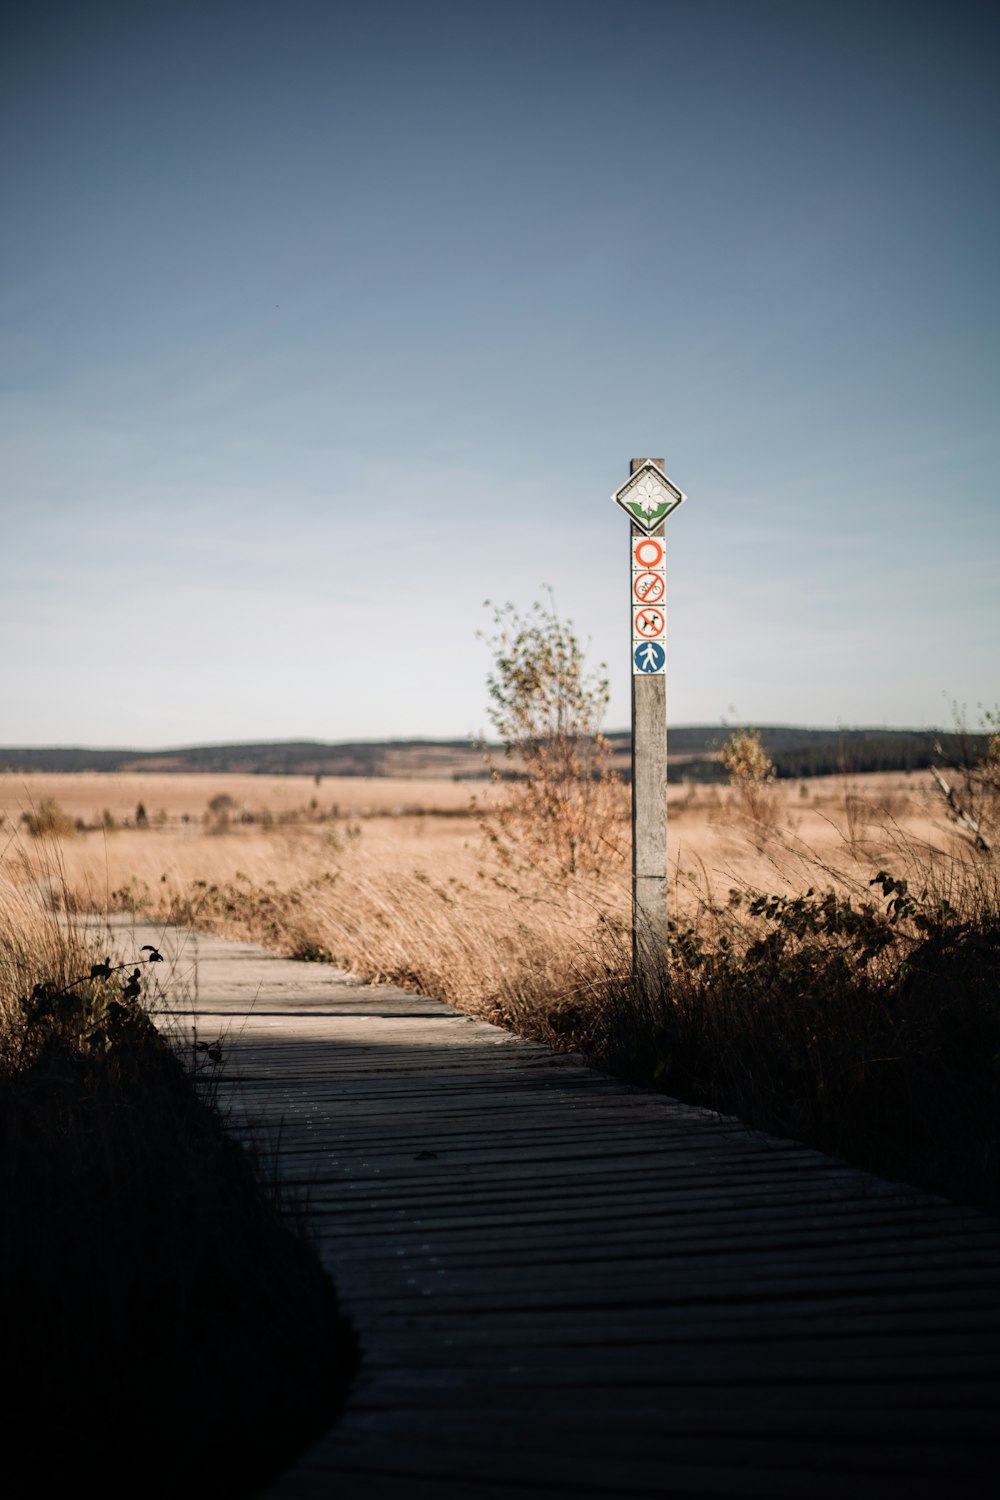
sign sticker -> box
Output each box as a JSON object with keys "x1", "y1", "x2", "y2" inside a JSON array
[
  {"x1": 632, "y1": 535, "x2": 664, "y2": 570},
  {"x1": 632, "y1": 570, "x2": 665, "y2": 604},
  {"x1": 633, "y1": 605, "x2": 666, "y2": 641},
  {"x1": 633, "y1": 641, "x2": 666, "y2": 675}
]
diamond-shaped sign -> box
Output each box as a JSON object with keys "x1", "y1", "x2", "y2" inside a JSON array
[{"x1": 612, "y1": 461, "x2": 686, "y2": 535}]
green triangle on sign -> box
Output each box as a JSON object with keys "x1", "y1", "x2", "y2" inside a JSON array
[{"x1": 624, "y1": 499, "x2": 671, "y2": 525}]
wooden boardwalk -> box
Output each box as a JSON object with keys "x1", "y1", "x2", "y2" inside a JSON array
[{"x1": 132, "y1": 922, "x2": 1000, "y2": 1498}]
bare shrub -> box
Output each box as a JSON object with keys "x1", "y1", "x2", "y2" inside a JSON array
[
  {"x1": 718, "y1": 728, "x2": 777, "y2": 846},
  {"x1": 206, "y1": 792, "x2": 236, "y2": 834},
  {"x1": 479, "y1": 593, "x2": 625, "y2": 877},
  {"x1": 928, "y1": 705, "x2": 1000, "y2": 852},
  {"x1": 23, "y1": 798, "x2": 76, "y2": 839},
  {"x1": 969, "y1": 711, "x2": 1000, "y2": 837}
]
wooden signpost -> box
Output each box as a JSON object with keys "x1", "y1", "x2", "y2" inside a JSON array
[{"x1": 612, "y1": 458, "x2": 687, "y2": 971}]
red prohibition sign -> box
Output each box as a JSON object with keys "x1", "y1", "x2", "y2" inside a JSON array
[
  {"x1": 633, "y1": 571, "x2": 665, "y2": 604},
  {"x1": 634, "y1": 606, "x2": 666, "y2": 639},
  {"x1": 633, "y1": 536, "x2": 664, "y2": 569}
]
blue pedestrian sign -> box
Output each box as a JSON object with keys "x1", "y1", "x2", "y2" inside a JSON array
[{"x1": 633, "y1": 640, "x2": 665, "y2": 675}]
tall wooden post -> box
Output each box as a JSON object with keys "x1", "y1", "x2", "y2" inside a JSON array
[
  {"x1": 611, "y1": 457, "x2": 687, "y2": 975},
  {"x1": 629, "y1": 458, "x2": 668, "y2": 970}
]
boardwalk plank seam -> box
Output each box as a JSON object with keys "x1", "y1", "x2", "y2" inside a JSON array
[{"x1": 108, "y1": 921, "x2": 1000, "y2": 1499}]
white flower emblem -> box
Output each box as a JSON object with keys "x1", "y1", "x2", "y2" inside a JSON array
[{"x1": 630, "y1": 475, "x2": 667, "y2": 515}]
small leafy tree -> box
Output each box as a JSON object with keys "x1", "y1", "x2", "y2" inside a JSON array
[{"x1": 480, "y1": 592, "x2": 622, "y2": 876}]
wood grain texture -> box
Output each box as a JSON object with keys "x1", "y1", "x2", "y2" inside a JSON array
[{"x1": 108, "y1": 919, "x2": 1000, "y2": 1498}]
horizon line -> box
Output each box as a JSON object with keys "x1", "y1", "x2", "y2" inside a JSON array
[{"x1": 0, "y1": 722, "x2": 971, "y2": 756}]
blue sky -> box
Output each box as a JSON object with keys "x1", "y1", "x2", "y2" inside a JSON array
[{"x1": 2, "y1": 0, "x2": 997, "y2": 745}]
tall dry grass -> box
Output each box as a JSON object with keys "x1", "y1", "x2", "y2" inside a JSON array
[
  {"x1": 0, "y1": 872, "x2": 98, "y2": 1048},
  {"x1": 12, "y1": 771, "x2": 969, "y2": 1020},
  {"x1": 9, "y1": 770, "x2": 997, "y2": 1211}
]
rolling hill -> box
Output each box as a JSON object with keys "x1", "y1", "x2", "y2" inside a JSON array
[{"x1": 0, "y1": 727, "x2": 986, "y2": 782}]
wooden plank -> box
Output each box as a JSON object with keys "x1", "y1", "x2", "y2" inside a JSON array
[
  {"x1": 282, "y1": 1429, "x2": 1000, "y2": 1500},
  {"x1": 141, "y1": 924, "x2": 1000, "y2": 1498}
]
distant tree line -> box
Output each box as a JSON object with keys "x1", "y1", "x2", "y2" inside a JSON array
[
  {"x1": 768, "y1": 731, "x2": 990, "y2": 780},
  {"x1": 0, "y1": 728, "x2": 990, "y2": 781}
]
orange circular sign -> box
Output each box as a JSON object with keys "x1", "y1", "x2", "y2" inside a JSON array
[{"x1": 633, "y1": 536, "x2": 664, "y2": 568}]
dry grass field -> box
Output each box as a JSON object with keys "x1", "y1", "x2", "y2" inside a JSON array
[
  {"x1": 3, "y1": 761, "x2": 998, "y2": 1213},
  {"x1": 0, "y1": 765, "x2": 965, "y2": 1004},
  {"x1": 0, "y1": 770, "x2": 476, "y2": 825},
  {"x1": 0, "y1": 767, "x2": 960, "y2": 915}
]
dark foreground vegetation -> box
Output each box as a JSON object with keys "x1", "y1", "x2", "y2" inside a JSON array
[
  {"x1": 0, "y1": 935, "x2": 355, "y2": 1498},
  {"x1": 557, "y1": 866, "x2": 1000, "y2": 1217}
]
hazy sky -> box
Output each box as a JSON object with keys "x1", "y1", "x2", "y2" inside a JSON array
[{"x1": 3, "y1": 0, "x2": 997, "y2": 746}]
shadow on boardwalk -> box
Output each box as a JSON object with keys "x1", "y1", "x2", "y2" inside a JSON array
[{"x1": 129, "y1": 920, "x2": 1000, "y2": 1499}]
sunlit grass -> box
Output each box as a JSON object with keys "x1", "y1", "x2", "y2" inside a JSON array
[{"x1": 7, "y1": 768, "x2": 997, "y2": 1213}]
